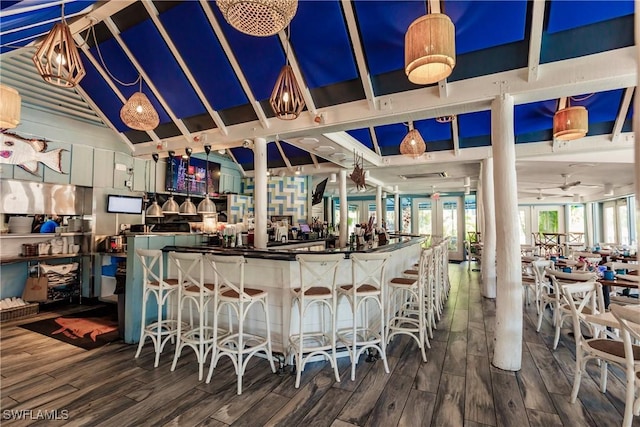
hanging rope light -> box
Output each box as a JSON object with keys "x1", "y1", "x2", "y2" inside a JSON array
[
  {"x1": 146, "y1": 153, "x2": 164, "y2": 218},
  {"x1": 553, "y1": 97, "x2": 588, "y2": 141},
  {"x1": 405, "y1": 7, "x2": 456, "y2": 85},
  {"x1": 179, "y1": 148, "x2": 198, "y2": 215},
  {"x1": 270, "y1": 26, "x2": 305, "y2": 120},
  {"x1": 120, "y1": 77, "x2": 160, "y2": 131},
  {"x1": 162, "y1": 151, "x2": 180, "y2": 214},
  {"x1": 399, "y1": 123, "x2": 426, "y2": 158},
  {"x1": 0, "y1": 84, "x2": 21, "y2": 129},
  {"x1": 32, "y1": 2, "x2": 86, "y2": 88},
  {"x1": 216, "y1": 0, "x2": 298, "y2": 37}
]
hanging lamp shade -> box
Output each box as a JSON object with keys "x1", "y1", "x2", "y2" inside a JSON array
[
  {"x1": 405, "y1": 13, "x2": 456, "y2": 85},
  {"x1": 0, "y1": 84, "x2": 21, "y2": 128},
  {"x1": 145, "y1": 200, "x2": 164, "y2": 218},
  {"x1": 553, "y1": 106, "x2": 588, "y2": 141},
  {"x1": 270, "y1": 65, "x2": 305, "y2": 120},
  {"x1": 32, "y1": 20, "x2": 86, "y2": 88},
  {"x1": 179, "y1": 197, "x2": 198, "y2": 215},
  {"x1": 216, "y1": 0, "x2": 298, "y2": 37},
  {"x1": 399, "y1": 128, "x2": 426, "y2": 158},
  {"x1": 120, "y1": 92, "x2": 159, "y2": 131},
  {"x1": 162, "y1": 196, "x2": 180, "y2": 214},
  {"x1": 197, "y1": 196, "x2": 217, "y2": 214}
]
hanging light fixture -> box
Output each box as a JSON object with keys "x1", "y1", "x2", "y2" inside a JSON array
[
  {"x1": 0, "y1": 84, "x2": 21, "y2": 129},
  {"x1": 270, "y1": 26, "x2": 305, "y2": 120},
  {"x1": 32, "y1": 2, "x2": 86, "y2": 88},
  {"x1": 216, "y1": 0, "x2": 298, "y2": 37},
  {"x1": 146, "y1": 153, "x2": 164, "y2": 218},
  {"x1": 197, "y1": 145, "x2": 217, "y2": 214},
  {"x1": 405, "y1": 5, "x2": 456, "y2": 85},
  {"x1": 399, "y1": 122, "x2": 426, "y2": 158},
  {"x1": 179, "y1": 147, "x2": 197, "y2": 215},
  {"x1": 162, "y1": 151, "x2": 180, "y2": 214},
  {"x1": 120, "y1": 77, "x2": 159, "y2": 131},
  {"x1": 553, "y1": 98, "x2": 588, "y2": 141}
]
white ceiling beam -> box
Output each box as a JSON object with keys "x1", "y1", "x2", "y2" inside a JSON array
[
  {"x1": 274, "y1": 140, "x2": 293, "y2": 170},
  {"x1": 611, "y1": 87, "x2": 634, "y2": 143},
  {"x1": 0, "y1": 1, "x2": 65, "y2": 18},
  {"x1": 527, "y1": 0, "x2": 545, "y2": 82},
  {"x1": 310, "y1": 153, "x2": 320, "y2": 168},
  {"x1": 323, "y1": 131, "x2": 384, "y2": 167},
  {"x1": 451, "y1": 116, "x2": 460, "y2": 156},
  {"x1": 369, "y1": 127, "x2": 381, "y2": 156},
  {"x1": 276, "y1": 30, "x2": 317, "y2": 117},
  {"x1": 142, "y1": 0, "x2": 228, "y2": 136},
  {"x1": 341, "y1": 0, "x2": 376, "y2": 110},
  {"x1": 199, "y1": 0, "x2": 270, "y2": 130}
]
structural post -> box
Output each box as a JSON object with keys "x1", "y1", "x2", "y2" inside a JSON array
[
  {"x1": 339, "y1": 169, "x2": 348, "y2": 248},
  {"x1": 476, "y1": 163, "x2": 484, "y2": 236},
  {"x1": 376, "y1": 185, "x2": 383, "y2": 227},
  {"x1": 635, "y1": 11, "x2": 640, "y2": 259},
  {"x1": 394, "y1": 186, "x2": 400, "y2": 232},
  {"x1": 253, "y1": 137, "x2": 268, "y2": 249},
  {"x1": 491, "y1": 93, "x2": 523, "y2": 371},
  {"x1": 481, "y1": 157, "x2": 496, "y2": 298}
]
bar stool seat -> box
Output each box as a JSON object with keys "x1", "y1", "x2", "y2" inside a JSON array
[{"x1": 134, "y1": 248, "x2": 181, "y2": 368}]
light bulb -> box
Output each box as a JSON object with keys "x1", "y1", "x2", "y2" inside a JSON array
[
  {"x1": 55, "y1": 53, "x2": 66, "y2": 65},
  {"x1": 135, "y1": 105, "x2": 143, "y2": 113},
  {"x1": 410, "y1": 139, "x2": 416, "y2": 146},
  {"x1": 283, "y1": 91, "x2": 290, "y2": 103}
]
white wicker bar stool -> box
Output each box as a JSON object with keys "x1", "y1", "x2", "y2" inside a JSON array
[
  {"x1": 289, "y1": 253, "x2": 343, "y2": 388},
  {"x1": 402, "y1": 247, "x2": 436, "y2": 339},
  {"x1": 134, "y1": 249, "x2": 181, "y2": 368},
  {"x1": 204, "y1": 254, "x2": 275, "y2": 395},
  {"x1": 169, "y1": 251, "x2": 217, "y2": 381},
  {"x1": 337, "y1": 252, "x2": 391, "y2": 381}
]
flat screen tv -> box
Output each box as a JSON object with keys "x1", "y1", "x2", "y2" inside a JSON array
[
  {"x1": 166, "y1": 156, "x2": 221, "y2": 196},
  {"x1": 107, "y1": 195, "x2": 143, "y2": 214}
]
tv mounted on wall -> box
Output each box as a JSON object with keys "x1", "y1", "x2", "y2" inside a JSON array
[
  {"x1": 165, "y1": 156, "x2": 221, "y2": 196},
  {"x1": 107, "y1": 195, "x2": 143, "y2": 214}
]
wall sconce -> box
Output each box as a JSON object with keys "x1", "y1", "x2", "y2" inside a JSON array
[
  {"x1": 329, "y1": 173, "x2": 337, "y2": 183},
  {"x1": 294, "y1": 166, "x2": 302, "y2": 175}
]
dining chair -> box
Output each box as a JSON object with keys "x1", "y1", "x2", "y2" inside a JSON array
[{"x1": 610, "y1": 304, "x2": 640, "y2": 427}]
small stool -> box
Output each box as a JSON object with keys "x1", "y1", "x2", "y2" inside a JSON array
[
  {"x1": 337, "y1": 252, "x2": 391, "y2": 381},
  {"x1": 134, "y1": 249, "x2": 181, "y2": 367},
  {"x1": 204, "y1": 254, "x2": 275, "y2": 395},
  {"x1": 169, "y1": 252, "x2": 217, "y2": 381},
  {"x1": 289, "y1": 253, "x2": 344, "y2": 388}
]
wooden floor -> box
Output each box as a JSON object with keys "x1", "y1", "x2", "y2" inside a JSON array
[{"x1": 1, "y1": 263, "x2": 638, "y2": 426}]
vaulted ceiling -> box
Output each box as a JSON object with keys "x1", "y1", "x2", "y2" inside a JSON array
[{"x1": 0, "y1": 1, "x2": 636, "y2": 201}]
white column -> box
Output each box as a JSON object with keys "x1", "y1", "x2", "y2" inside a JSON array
[
  {"x1": 476, "y1": 163, "x2": 484, "y2": 236},
  {"x1": 635, "y1": 12, "x2": 640, "y2": 258},
  {"x1": 339, "y1": 169, "x2": 348, "y2": 248},
  {"x1": 376, "y1": 185, "x2": 383, "y2": 227},
  {"x1": 481, "y1": 157, "x2": 496, "y2": 298},
  {"x1": 491, "y1": 93, "x2": 523, "y2": 371},
  {"x1": 253, "y1": 137, "x2": 268, "y2": 249},
  {"x1": 394, "y1": 186, "x2": 400, "y2": 233}
]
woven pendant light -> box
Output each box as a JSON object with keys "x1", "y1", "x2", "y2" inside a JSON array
[
  {"x1": 399, "y1": 127, "x2": 426, "y2": 158},
  {"x1": 32, "y1": 3, "x2": 86, "y2": 88},
  {"x1": 0, "y1": 84, "x2": 21, "y2": 128},
  {"x1": 405, "y1": 13, "x2": 456, "y2": 85},
  {"x1": 270, "y1": 27, "x2": 305, "y2": 120},
  {"x1": 216, "y1": 0, "x2": 298, "y2": 37},
  {"x1": 553, "y1": 106, "x2": 588, "y2": 141},
  {"x1": 120, "y1": 80, "x2": 159, "y2": 131}
]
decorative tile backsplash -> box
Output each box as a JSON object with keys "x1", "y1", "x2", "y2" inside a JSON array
[
  {"x1": 243, "y1": 177, "x2": 307, "y2": 223},
  {"x1": 228, "y1": 194, "x2": 253, "y2": 224}
]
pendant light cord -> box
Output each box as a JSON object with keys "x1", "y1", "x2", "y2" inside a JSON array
[{"x1": 89, "y1": 25, "x2": 140, "y2": 88}]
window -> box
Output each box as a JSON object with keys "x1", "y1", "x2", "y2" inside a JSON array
[
  {"x1": 417, "y1": 201, "x2": 432, "y2": 235},
  {"x1": 401, "y1": 197, "x2": 412, "y2": 234},
  {"x1": 385, "y1": 198, "x2": 395, "y2": 232}
]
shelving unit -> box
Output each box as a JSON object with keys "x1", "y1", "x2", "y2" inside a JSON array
[{"x1": 28, "y1": 255, "x2": 83, "y2": 304}]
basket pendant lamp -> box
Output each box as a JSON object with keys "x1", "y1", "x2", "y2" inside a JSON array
[
  {"x1": 32, "y1": 2, "x2": 86, "y2": 88},
  {"x1": 553, "y1": 99, "x2": 588, "y2": 141},
  {"x1": 120, "y1": 77, "x2": 159, "y2": 131},
  {"x1": 0, "y1": 84, "x2": 21, "y2": 129},
  {"x1": 197, "y1": 145, "x2": 217, "y2": 214},
  {"x1": 162, "y1": 151, "x2": 180, "y2": 214},
  {"x1": 216, "y1": 0, "x2": 298, "y2": 37},
  {"x1": 146, "y1": 153, "x2": 164, "y2": 218},
  {"x1": 399, "y1": 122, "x2": 426, "y2": 158},
  {"x1": 270, "y1": 27, "x2": 305, "y2": 120},
  {"x1": 405, "y1": 7, "x2": 456, "y2": 85}
]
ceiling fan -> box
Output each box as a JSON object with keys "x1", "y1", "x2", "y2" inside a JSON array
[
  {"x1": 542, "y1": 173, "x2": 597, "y2": 192},
  {"x1": 519, "y1": 189, "x2": 573, "y2": 201}
]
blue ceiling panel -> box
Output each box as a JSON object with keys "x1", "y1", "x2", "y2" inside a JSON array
[
  {"x1": 373, "y1": 123, "x2": 408, "y2": 149},
  {"x1": 514, "y1": 100, "x2": 555, "y2": 134},
  {"x1": 210, "y1": 1, "x2": 284, "y2": 101},
  {"x1": 347, "y1": 128, "x2": 374, "y2": 151},
  {"x1": 0, "y1": 1, "x2": 23, "y2": 10},
  {"x1": 577, "y1": 89, "x2": 624, "y2": 124},
  {"x1": 159, "y1": 2, "x2": 248, "y2": 110},
  {"x1": 230, "y1": 147, "x2": 253, "y2": 165},
  {"x1": 353, "y1": 1, "x2": 422, "y2": 77},
  {"x1": 89, "y1": 38, "x2": 171, "y2": 124},
  {"x1": 281, "y1": 141, "x2": 313, "y2": 166},
  {"x1": 414, "y1": 118, "x2": 452, "y2": 142},
  {"x1": 458, "y1": 111, "x2": 491, "y2": 138},
  {"x1": 120, "y1": 19, "x2": 204, "y2": 119},
  {"x1": 291, "y1": 0, "x2": 358, "y2": 89},
  {"x1": 547, "y1": 0, "x2": 633, "y2": 34},
  {"x1": 266, "y1": 143, "x2": 284, "y2": 168},
  {"x1": 445, "y1": 1, "x2": 528, "y2": 55}
]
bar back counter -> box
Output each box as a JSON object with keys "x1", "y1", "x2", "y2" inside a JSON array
[{"x1": 124, "y1": 234, "x2": 424, "y2": 359}]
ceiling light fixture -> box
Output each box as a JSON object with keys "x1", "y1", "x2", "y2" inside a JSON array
[
  {"x1": 294, "y1": 166, "x2": 302, "y2": 175},
  {"x1": 146, "y1": 153, "x2": 164, "y2": 218},
  {"x1": 604, "y1": 183, "x2": 614, "y2": 197},
  {"x1": 553, "y1": 105, "x2": 588, "y2": 141},
  {"x1": 197, "y1": 145, "x2": 217, "y2": 215},
  {"x1": 399, "y1": 122, "x2": 426, "y2": 158},
  {"x1": 405, "y1": 5, "x2": 456, "y2": 85},
  {"x1": 216, "y1": 0, "x2": 298, "y2": 37},
  {"x1": 0, "y1": 84, "x2": 21, "y2": 128},
  {"x1": 32, "y1": 2, "x2": 86, "y2": 88},
  {"x1": 120, "y1": 77, "x2": 160, "y2": 131},
  {"x1": 270, "y1": 26, "x2": 305, "y2": 120},
  {"x1": 180, "y1": 147, "x2": 197, "y2": 215},
  {"x1": 162, "y1": 151, "x2": 180, "y2": 214}
]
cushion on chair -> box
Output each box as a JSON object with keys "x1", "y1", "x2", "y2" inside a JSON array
[
  {"x1": 390, "y1": 277, "x2": 417, "y2": 286},
  {"x1": 149, "y1": 278, "x2": 180, "y2": 286},
  {"x1": 292, "y1": 286, "x2": 332, "y2": 296},
  {"x1": 221, "y1": 287, "x2": 266, "y2": 298},
  {"x1": 403, "y1": 269, "x2": 419, "y2": 276},
  {"x1": 185, "y1": 283, "x2": 215, "y2": 292},
  {"x1": 588, "y1": 339, "x2": 640, "y2": 360},
  {"x1": 340, "y1": 284, "x2": 379, "y2": 293}
]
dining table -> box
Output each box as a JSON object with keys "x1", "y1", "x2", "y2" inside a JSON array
[{"x1": 597, "y1": 276, "x2": 639, "y2": 308}]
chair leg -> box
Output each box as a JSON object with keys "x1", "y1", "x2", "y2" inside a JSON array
[
  {"x1": 135, "y1": 290, "x2": 149, "y2": 360},
  {"x1": 171, "y1": 297, "x2": 183, "y2": 372},
  {"x1": 622, "y1": 365, "x2": 635, "y2": 427},
  {"x1": 553, "y1": 317, "x2": 562, "y2": 350},
  {"x1": 599, "y1": 360, "x2": 608, "y2": 394},
  {"x1": 570, "y1": 353, "x2": 585, "y2": 403}
]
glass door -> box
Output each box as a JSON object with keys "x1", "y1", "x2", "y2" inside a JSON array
[
  {"x1": 433, "y1": 196, "x2": 465, "y2": 261},
  {"x1": 413, "y1": 198, "x2": 433, "y2": 236}
]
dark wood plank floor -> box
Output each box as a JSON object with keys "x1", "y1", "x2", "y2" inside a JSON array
[{"x1": 1, "y1": 264, "x2": 637, "y2": 426}]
